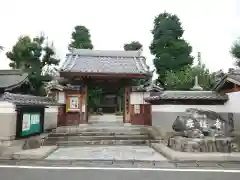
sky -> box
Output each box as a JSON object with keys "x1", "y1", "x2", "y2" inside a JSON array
[{"x1": 0, "y1": 0, "x2": 239, "y2": 77}]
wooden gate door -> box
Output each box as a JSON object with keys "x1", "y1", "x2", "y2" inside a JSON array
[
  {"x1": 57, "y1": 105, "x2": 66, "y2": 126},
  {"x1": 130, "y1": 104, "x2": 152, "y2": 126},
  {"x1": 143, "y1": 104, "x2": 152, "y2": 126}
]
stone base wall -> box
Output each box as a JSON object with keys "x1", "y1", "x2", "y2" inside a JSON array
[{"x1": 168, "y1": 136, "x2": 238, "y2": 152}]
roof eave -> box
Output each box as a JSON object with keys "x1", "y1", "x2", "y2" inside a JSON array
[
  {"x1": 212, "y1": 75, "x2": 240, "y2": 91},
  {"x1": 60, "y1": 71, "x2": 150, "y2": 78},
  {"x1": 4, "y1": 76, "x2": 29, "y2": 91},
  {"x1": 144, "y1": 98, "x2": 228, "y2": 104},
  {"x1": 2, "y1": 92, "x2": 59, "y2": 106}
]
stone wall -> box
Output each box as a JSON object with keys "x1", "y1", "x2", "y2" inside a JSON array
[{"x1": 168, "y1": 136, "x2": 238, "y2": 153}]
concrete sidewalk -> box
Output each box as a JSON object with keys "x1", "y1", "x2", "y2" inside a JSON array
[
  {"x1": 12, "y1": 146, "x2": 58, "y2": 160},
  {"x1": 0, "y1": 133, "x2": 51, "y2": 160}
]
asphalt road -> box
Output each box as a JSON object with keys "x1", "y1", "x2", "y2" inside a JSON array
[{"x1": 1, "y1": 165, "x2": 240, "y2": 180}]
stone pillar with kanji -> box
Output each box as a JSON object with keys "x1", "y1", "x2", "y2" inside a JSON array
[{"x1": 124, "y1": 86, "x2": 131, "y2": 123}]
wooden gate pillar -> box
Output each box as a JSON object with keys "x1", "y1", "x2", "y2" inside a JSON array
[
  {"x1": 80, "y1": 85, "x2": 88, "y2": 123},
  {"x1": 124, "y1": 86, "x2": 131, "y2": 123}
]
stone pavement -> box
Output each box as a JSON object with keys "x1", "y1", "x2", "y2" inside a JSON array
[{"x1": 46, "y1": 145, "x2": 167, "y2": 161}]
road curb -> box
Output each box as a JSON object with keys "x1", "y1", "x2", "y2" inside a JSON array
[{"x1": 0, "y1": 159, "x2": 172, "y2": 166}]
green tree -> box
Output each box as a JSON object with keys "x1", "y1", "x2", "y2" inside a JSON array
[
  {"x1": 69, "y1": 25, "x2": 93, "y2": 49},
  {"x1": 150, "y1": 12, "x2": 194, "y2": 83},
  {"x1": 6, "y1": 35, "x2": 60, "y2": 95},
  {"x1": 124, "y1": 41, "x2": 142, "y2": 51},
  {"x1": 164, "y1": 52, "x2": 214, "y2": 90},
  {"x1": 231, "y1": 39, "x2": 240, "y2": 67},
  {"x1": 69, "y1": 25, "x2": 95, "y2": 112},
  {"x1": 123, "y1": 41, "x2": 148, "y2": 86}
]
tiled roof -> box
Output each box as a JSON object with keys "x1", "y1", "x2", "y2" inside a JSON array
[
  {"x1": 144, "y1": 91, "x2": 228, "y2": 102},
  {"x1": 132, "y1": 81, "x2": 163, "y2": 92},
  {"x1": 63, "y1": 85, "x2": 81, "y2": 91},
  {"x1": 60, "y1": 48, "x2": 151, "y2": 75},
  {"x1": 212, "y1": 69, "x2": 240, "y2": 91},
  {"x1": 0, "y1": 69, "x2": 28, "y2": 90},
  {"x1": 1, "y1": 92, "x2": 57, "y2": 106},
  {"x1": 45, "y1": 80, "x2": 81, "y2": 92},
  {"x1": 228, "y1": 74, "x2": 240, "y2": 82}
]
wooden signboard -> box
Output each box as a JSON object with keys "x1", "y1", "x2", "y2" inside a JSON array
[{"x1": 66, "y1": 94, "x2": 81, "y2": 112}]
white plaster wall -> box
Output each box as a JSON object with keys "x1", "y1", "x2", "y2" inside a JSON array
[
  {"x1": 131, "y1": 91, "x2": 240, "y2": 132},
  {"x1": 130, "y1": 92, "x2": 150, "y2": 104},
  {"x1": 44, "y1": 106, "x2": 58, "y2": 131},
  {"x1": 224, "y1": 92, "x2": 240, "y2": 113},
  {"x1": 151, "y1": 104, "x2": 230, "y2": 132},
  {"x1": 151, "y1": 94, "x2": 240, "y2": 132},
  {"x1": 149, "y1": 91, "x2": 240, "y2": 113},
  {"x1": 57, "y1": 92, "x2": 65, "y2": 104},
  {"x1": 224, "y1": 92, "x2": 240, "y2": 131},
  {"x1": 152, "y1": 104, "x2": 228, "y2": 113},
  {"x1": 0, "y1": 102, "x2": 17, "y2": 140}
]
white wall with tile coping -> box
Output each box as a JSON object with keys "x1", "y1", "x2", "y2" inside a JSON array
[
  {"x1": 151, "y1": 91, "x2": 240, "y2": 132},
  {"x1": 0, "y1": 101, "x2": 59, "y2": 140},
  {"x1": 44, "y1": 106, "x2": 58, "y2": 131},
  {"x1": 0, "y1": 101, "x2": 16, "y2": 140}
]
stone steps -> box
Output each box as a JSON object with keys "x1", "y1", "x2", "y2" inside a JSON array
[
  {"x1": 46, "y1": 134, "x2": 150, "y2": 141},
  {"x1": 87, "y1": 122, "x2": 124, "y2": 127},
  {"x1": 44, "y1": 140, "x2": 152, "y2": 146},
  {"x1": 45, "y1": 125, "x2": 154, "y2": 147},
  {"x1": 88, "y1": 115, "x2": 123, "y2": 125},
  {"x1": 54, "y1": 126, "x2": 147, "y2": 134},
  {"x1": 88, "y1": 117, "x2": 122, "y2": 121},
  {"x1": 48, "y1": 131, "x2": 148, "y2": 137}
]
